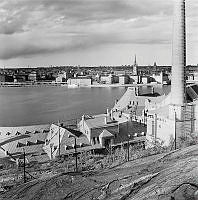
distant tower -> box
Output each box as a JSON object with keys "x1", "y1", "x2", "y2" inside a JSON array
[
  {"x1": 171, "y1": 0, "x2": 186, "y2": 105},
  {"x1": 153, "y1": 62, "x2": 157, "y2": 72},
  {"x1": 133, "y1": 55, "x2": 138, "y2": 75}
]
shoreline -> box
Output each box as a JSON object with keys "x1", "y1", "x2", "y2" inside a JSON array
[
  {"x1": 0, "y1": 82, "x2": 164, "y2": 88},
  {"x1": 0, "y1": 82, "x2": 63, "y2": 88},
  {"x1": 87, "y1": 83, "x2": 164, "y2": 88}
]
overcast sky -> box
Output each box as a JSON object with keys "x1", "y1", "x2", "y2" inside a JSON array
[{"x1": 0, "y1": 0, "x2": 197, "y2": 68}]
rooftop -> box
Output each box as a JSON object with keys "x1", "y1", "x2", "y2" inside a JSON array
[
  {"x1": 84, "y1": 114, "x2": 118, "y2": 129},
  {"x1": 147, "y1": 105, "x2": 169, "y2": 118}
]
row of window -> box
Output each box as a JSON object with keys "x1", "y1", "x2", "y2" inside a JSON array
[
  {"x1": 92, "y1": 137, "x2": 100, "y2": 145},
  {"x1": 3, "y1": 129, "x2": 50, "y2": 136},
  {"x1": 16, "y1": 140, "x2": 45, "y2": 147}
]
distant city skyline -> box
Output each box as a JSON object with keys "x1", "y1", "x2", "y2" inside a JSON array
[{"x1": 0, "y1": 0, "x2": 197, "y2": 68}]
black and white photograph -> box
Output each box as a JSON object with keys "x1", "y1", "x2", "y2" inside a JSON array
[{"x1": 0, "y1": 0, "x2": 197, "y2": 199}]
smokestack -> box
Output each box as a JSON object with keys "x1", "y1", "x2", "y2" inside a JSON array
[
  {"x1": 106, "y1": 108, "x2": 109, "y2": 116},
  {"x1": 110, "y1": 109, "x2": 113, "y2": 120},
  {"x1": 104, "y1": 116, "x2": 107, "y2": 124},
  {"x1": 171, "y1": 0, "x2": 186, "y2": 105}
]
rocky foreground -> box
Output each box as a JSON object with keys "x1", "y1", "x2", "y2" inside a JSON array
[{"x1": 1, "y1": 145, "x2": 198, "y2": 200}]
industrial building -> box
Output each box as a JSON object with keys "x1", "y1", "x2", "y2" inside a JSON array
[{"x1": 146, "y1": 0, "x2": 198, "y2": 147}]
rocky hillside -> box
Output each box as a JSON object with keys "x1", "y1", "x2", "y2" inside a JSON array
[{"x1": 1, "y1": 145, "x2": 198, "y2": 200}]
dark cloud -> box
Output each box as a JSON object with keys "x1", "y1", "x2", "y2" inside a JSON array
[
  {"x1": 0, "y1": 28, "x2": 170, "y2": 60},
  {"x1": 0, "y1": 0, "x2": 197, "y2": 61},
  {"x1": 0, "y1": 0, "x2": 173, "y2": 35},
  {"x1": 37, "y1": 0, "x2": 173, "y2": 26}
]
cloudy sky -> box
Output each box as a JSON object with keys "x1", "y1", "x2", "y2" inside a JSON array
[{"x1": 0, "y1": 0, "x2": 197, "y2": 68}]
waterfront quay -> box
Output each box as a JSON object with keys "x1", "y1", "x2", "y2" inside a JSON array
[{"x1": 0, "y1": 81, "x2": 66, "y2": 87}]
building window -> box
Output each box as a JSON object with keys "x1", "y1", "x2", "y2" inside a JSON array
[
  {"x1": 97, "y1": 137, "x2": 100, "y2": 144},
  {"x1": 152, "y1": 121, "x2": 155, "y2": 136},
  {"x1": 93, "y1": 137, "x2": 96, "y2": 145}
]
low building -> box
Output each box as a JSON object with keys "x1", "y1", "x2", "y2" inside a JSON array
[
  {"x1": 141, "y1": 76, "x2": 150, "y2": 84},
  {"x1": 113, "y1": 70, "x2": 126, "y2": 76},
  {"x1": 100, "y1": 74, "x2": 119, "y2": 84},
  {"x1": 43, "y1": 124, "x2": 92, "y2": 159},
  {"x1": 14, "y1": 74, "x2": 28, "y2": 82},
  {"x1": 0, "y1": 74, "x2": 14, "y2": 82},
  {"x1": 28, "y1": 71, "x2": 38, "y2": 82},
  {"x1": 56, "y1": 72, "x2": 67, "y2": 82},
  {"x1": 119, "y1": 75, "x2": 130, "y2": 85},
  {"x1": 130, "y1": 75, "x2": 140, "y2": 84},
  {"x1": 0, "y1": 125, "x2": 50, "y2": 163},
  {"x1": 151, "y1": 72, "x2": 169, "y2": 84},
  {"x1": 67, "y1": 76, "x2": 92, "y2": 86},
  {"x1": 78, "y1": 111, "x2": 146, "y2": 150}
]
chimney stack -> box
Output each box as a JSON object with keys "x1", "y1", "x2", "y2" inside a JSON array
[
  {"x1": 171, "y1": 0, "x2": 186, "y2": 105},
  {"x1": 106, "y1": 108, "x2": 109, "y2": 116},
  {"x1": 104, "y1": 116, "x2": 107, "y2": 124}
]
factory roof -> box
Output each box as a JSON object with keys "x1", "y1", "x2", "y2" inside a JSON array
[
  {"x1": 99, "y1": 129, "x2": 114, "y2": 138},
  {"x1": 113, "y1": 87, "x2": 167, "y2": 114},
  {"x1": 84, "y1": 114, "x2": 118, "y2": 129},
  {"x1": 0, "y1": 124, "x2": 50, "y2": 162},
  {"x1": 147, "y1": 105, "x2": 169, "y2": 118}
]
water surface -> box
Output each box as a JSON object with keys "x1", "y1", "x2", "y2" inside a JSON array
[{"x1": 0, "y1": 85, "x2": 170, "y2": 126}]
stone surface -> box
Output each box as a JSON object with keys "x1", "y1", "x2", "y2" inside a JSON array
[{"x1": 1, "y1": 145, "x2": 198, "y2": 199}]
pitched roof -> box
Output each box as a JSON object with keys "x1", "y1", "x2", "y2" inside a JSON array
[
  {"x1": 84, "y1": 114, "x2": 118, "y2": 129},
  {"x1": 100, "y1": 129, "x2": 114, "y2": 138},
  {"x1": 65, "y1": 128, "x2": 83, "y2": 137},
  {"x1": 43, "y1": 124, "x2": 92, "y2": 158},
  {"x1": 0, "y1": 134, "x2": 30, "y2": 146},
  {"x1": 148, "y1": 105, "x2": 169, "y2": 118},
  {"x1": 0, "y1": 124, "x2": 50, "y2": 161},
  {"x1": 113, "y1": 87, "x2": 167, "y2": 114}
]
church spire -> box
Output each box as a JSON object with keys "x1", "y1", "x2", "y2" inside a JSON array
[
  {"x1": 133, "y1": 54, "x2": 138, "y2": 75},
  {"x1": 134, "y1": 54, "x2": 137, "y2": 65}
]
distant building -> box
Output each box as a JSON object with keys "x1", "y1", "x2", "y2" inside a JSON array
[
  {"x1": 14, "y1": 74, "x2": 28, "y2": 82},
  {"x1": 151, "y1": 72, "x2": 169, "y2": 84},
  {"x1": 56, "y1": 72, "x2": 67, "y2": 82},
  {"x1": 67, "y1": 76, "x2": 92, "y2": 86},
  {"x1": 100, "y1": 74, "x2": 119, "y2": 84},
  {"x1": 119, "y1": 75, "x2": 130, "y2": 84},
  {"x1": 0, "y1": 74, "x2": 14, "y2": 82},
  {"x1": 28, "y1": 71, "x2": 38, "y2": 82},
  {"x1": 113, "y1": 70, "x2": 126, "y2": 76},
  {"x1": 141, "y1": 76, "x2": 150, "y2": 84},
  {"x1": 130, "y1": 75, "x2": 140, "y2": 84}
]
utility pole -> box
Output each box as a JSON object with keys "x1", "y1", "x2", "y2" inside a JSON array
[
  {"x1": 23, "y1": 148, "x2": 26, "y2": 183},
  {"x1": 174, "y1": 112, "x2": 177, "y2": 150},
  {"x1": 50, "y1": 143, "x2": 53, "y2": 160},
  {"x1": 74, "y1": 137, "x2": 78, "y2": 172},
  {"x1": 58, "y1": 120, "x2": 61, "y2": 157},
  {"x1": 69, "y1": 134, "x2": 78, "y2": 172},
  {"x1": 127, "y1": 121, "x2": 130, "y2": 162}
]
